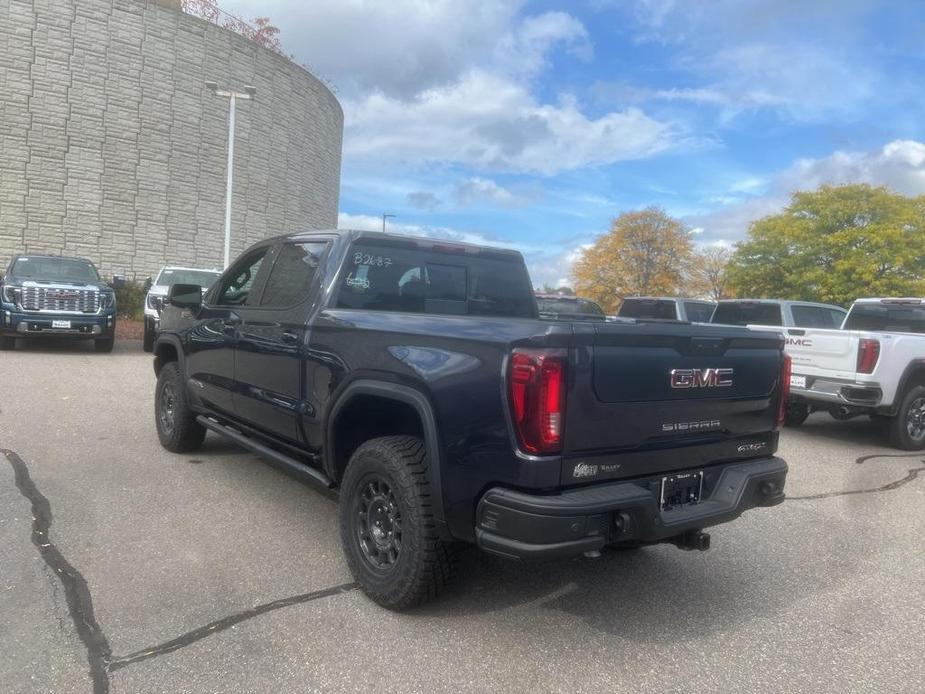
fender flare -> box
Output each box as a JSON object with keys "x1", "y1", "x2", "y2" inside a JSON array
[
  {"x1": 152, "y1": 333, "x2": 185, "y2": 376},
  {"x1": 891, "y1": 359, "x2": 925, "y2": 414},
  {"x1": 325, "y1": 379, "x2": 445, "y2": 525}
]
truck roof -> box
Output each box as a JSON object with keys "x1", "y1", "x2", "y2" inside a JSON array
[
  {"x1": 853, "y1": 297, "x2": 925, "y2": 304},
  {"x1": 281, "y1": 229, "x2": 524, "y2": 258}
]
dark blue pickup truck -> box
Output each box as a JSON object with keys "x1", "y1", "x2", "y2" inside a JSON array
[
  {"x1": 152, "y1": 229, "x2": 789, "y2": 609},
  {"x1": 1, "y1": 254, "x2": 117, "y2": 352}
]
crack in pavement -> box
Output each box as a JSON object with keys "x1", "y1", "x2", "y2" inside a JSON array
[
  {"x1": 2, "y1": 449, "x2": 112, "y2": 693},
  {"x1": 108, "y1": 582, "x2": 358, "y2": 671},
  {"x1": 789, "y1": 453, "x2": 925, "y2": 501},
  {"x1": 2, "y1": 448, "x2": 356, "y2": 692}
]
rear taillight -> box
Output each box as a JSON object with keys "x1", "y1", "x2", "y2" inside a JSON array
[
  {"x1": 508, "y1": 348, "x2": 567, "y2": 454},
  {"x1": 777, "y1": 353, "x2": 792, "y2": 427},
  {"x1": 857, "y1": 338, "x2": 880, "y2": 374}
]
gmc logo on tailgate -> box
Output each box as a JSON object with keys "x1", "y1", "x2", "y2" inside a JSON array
[{"x1": 670, "y1": 368, "x2": 734, "y2": 389}]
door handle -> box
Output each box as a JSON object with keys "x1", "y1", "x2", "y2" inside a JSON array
[{"x1": 280, "y1": 330, "x2": 299, "y2": 344}]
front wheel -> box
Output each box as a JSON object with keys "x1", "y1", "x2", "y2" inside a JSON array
[
  {"x1": 95, "y1": 337, "x2": 114, "y2": 353},
  {"x1": 339, "y1": 436, "x2": 456, "y2": 610},
  {"x1": 888, "y1": 385, "x2": 925, "y2": 450},
  {"x1": 155, "y1": 361, "x2": 206, "y2": 452},
  {"x1": 0, "y1": 336, "x2": 14, "y2": 350}
]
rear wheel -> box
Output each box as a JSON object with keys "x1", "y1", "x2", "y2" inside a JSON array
[
  {"x1": 339, "y1": 435, "x2": 456, "y2": 609},
  {"x1": 0, "y1": 336, "x2": 14, "y2": 350},
  {"x1": 784, "y1": 402, "x2": 810, "y2": 427},
  {"x1": 889, "y1": 385, "x2": 925, "y2": 450},
  {"x1": 155, "y1": 361, "x2": 206, "y2": 452}
]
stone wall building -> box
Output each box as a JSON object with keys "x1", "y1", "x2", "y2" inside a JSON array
[{"x1": 0, "y1": 0, "x2": 343, "y2": 280}]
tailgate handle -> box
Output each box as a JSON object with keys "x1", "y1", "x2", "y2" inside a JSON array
[
  {"x1": 787, "y1": 329, "x2": 805, "y2": 336},
  {"x1": 690, "y1": 337, "x2": 725, "y2": 355}
]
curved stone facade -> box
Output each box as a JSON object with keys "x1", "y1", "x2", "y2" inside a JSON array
[{"x1": 0, "y1": 0, "x2": 343, "y2": 280}]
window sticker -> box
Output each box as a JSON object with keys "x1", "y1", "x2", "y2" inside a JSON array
[{"x1": 353, "y1": 252, "x2": 391, "y2": 267}]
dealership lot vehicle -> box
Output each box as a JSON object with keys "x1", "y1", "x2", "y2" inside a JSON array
[
  {"x1": 1, "y1": 345, "x2": 922, "y2": 693},
  {"x1": 619, "y1": 296, "x2": 716, "y2": 322},
  {"x1": 153, "y1": 229, "x2": 788, "y2": 608},
  {"x1": 0, "y1": 254, "x2": 117, "y2": 352},
  {"x1": 782, "y1": 298, "x2": 925, "y2": 449},
  {"x1": 142, "y1": 266, "x2": 221, "y2": 352},
  {"x1": 710, "y1": 298, "x2": 847, "y2": 328}
]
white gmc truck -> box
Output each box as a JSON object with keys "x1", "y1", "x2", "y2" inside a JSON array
[{"x1": 774, "y1": 298, "x2": 925, "y2": 449}]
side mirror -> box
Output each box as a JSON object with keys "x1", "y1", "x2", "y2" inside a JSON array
[
  {"x1": 110, "y1": 274, "x2": 126, "y2": 289},
  {"x1": 168, "y1": 283, "x2": 203, "y2": 310}
]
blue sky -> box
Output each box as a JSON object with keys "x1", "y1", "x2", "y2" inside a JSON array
[{"x1": 221, "y1": 0, "x2": 925, "y2": 287}]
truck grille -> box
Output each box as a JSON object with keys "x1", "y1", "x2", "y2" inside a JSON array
[{"x1": 21, "y1": 286, "x2": 100, "y2": 313}]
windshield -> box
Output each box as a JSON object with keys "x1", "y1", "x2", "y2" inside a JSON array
[
  {"x1": 155, "y1": 268, "x2": 221, "y2": 289},
  {"x1": 9, "y1": 256, "x2": 100, "y2": 283},
  {"x1": 843, "y1": 303, "x2": 925, "y2": 333},
  {"x1": 711, "y1": 302, "x2": 783, "y2": 326}
]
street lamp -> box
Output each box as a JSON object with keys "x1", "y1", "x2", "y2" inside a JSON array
[
  {"x1": 205, "y1": 81, "x2": 257, "y2": 268},
  {"x1": 382, "y1": 213, "x2": 396, "y2": 233}
]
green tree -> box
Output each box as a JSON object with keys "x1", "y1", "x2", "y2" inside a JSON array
[
  {"x1": 573, "y1": 207, "x2": 693, "y2": 312},
  {"x1": 728, "y1": 185, "x2": 925, "y2": 305}
]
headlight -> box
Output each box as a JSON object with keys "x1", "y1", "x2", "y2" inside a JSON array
[
  {"x1": 146, "y1": 294, "x2": 164, "y2": 310},
  {"x1": 99, "y1": 291, "x2": 115, "y2": 309},
  {"x1": 2, "y1": 285, "x2": 21, "y2": 305}
]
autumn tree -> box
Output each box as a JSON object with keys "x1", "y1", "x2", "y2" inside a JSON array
[
  {"x1": 727, "y1": 184, "x2": 925, "y2": 305},
  {"x1": 572, "y1": 207, "x2": 693, "y2": 312},
  {"x1": 687, "y1": 245, "x2": 731, "y2": 301}
]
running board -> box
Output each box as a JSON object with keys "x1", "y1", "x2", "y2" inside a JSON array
[{"x1": 197, "y1": 416, "x2": 335, "y2": 490}]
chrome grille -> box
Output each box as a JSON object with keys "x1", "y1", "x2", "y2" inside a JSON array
[{"x1": 20, "y1": 286, "x2": 100, "y2": 313}]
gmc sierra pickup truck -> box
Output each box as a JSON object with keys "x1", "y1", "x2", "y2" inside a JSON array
[
  {"x1": 0, "y1": 254, "x2": 117, "y2": 351},
  {"x1": 152, "y1": 230, "x2": 789, "y2": 608},
  {"x1": 777, "y1": 298, "x2": 925, "y2": 449}
]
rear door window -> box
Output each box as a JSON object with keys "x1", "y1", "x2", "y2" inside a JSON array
[
  {"x1": 335, "y1": 242, "x2": 535, "y2": 318},
  {"x1": 259, "y1": 241, "x2": 328, "y2": 308},
  {"x1": 711, "y1": 302, "x2": 782, "y2": 326},
  {"x1": 791, "y1": 304, "x2": 836, "y2": 328},
  {"x1": 843, "y1": 303, "x2": 925, "y2": 333}
]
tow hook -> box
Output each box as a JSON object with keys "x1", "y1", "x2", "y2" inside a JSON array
[{"x1": 673, "y1": 529, "x2": 711, "y2": 551}]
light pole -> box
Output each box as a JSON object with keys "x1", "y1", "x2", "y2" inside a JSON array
[
  {"x1": 205, "y1": 81, "x2": 256, "y2": 268},
  {"x1": 382, "y1": 213, "x2": 396, "y2": 233}
]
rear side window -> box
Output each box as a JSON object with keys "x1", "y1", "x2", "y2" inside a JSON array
[
  {"x1": 260, "y1": 241, "x2": 328, "y2": 308},
  {"x1": 791, "y1": 304, "x2": 846, "y2": 328},
  {"x1": 683, "y1": 301, "x2": 714, "y2": 322},
  {"x1": 335, "y1": 242, "x2": 535, "y2": 318},
  {"x1": 711, "y1": 302, "x2": 782, "y2": 326},
  {"x1": 618, "y1": 299, "x2": 677, "y2": 320},
  {"x1": 843, "y1": 303, "x2": 925, "y2": 333}
]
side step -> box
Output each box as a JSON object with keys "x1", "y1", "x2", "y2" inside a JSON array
[{"x1": 196, "y1": 416, "x2": 335, "y2": 490}]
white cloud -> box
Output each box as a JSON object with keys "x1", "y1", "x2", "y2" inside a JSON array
[
  {"x1": 454, "y1": 177, "x2": 522, "y2": 207},
  {"x1": 344, "y1": 71, "x2": 680, "y2": 174},
  {"x1": 685, "y1": 139, "x2": 925, "y2": 244},
  {"x1": 220, "y1": 0, "x2": 526, "y2": 99},
  {"x1": 405, "y1": 191, "x2": 442, "y2": 211}
]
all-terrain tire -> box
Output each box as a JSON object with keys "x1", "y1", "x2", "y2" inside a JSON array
[
  {"x1": 888, "y1": 385, "x2": 925, "y2": 450},
  {"x1": 155, "y1": 361, "x2": 206, "y2": 452},
  {"x1": 784, "y1": 402, "x2": 810, "y2": 427},
  {"x1": 95, "y1": 337, "x2": 115, "y2": 353},
  {"x1": 339, "y1": 435, "x2": 457, "y2": 610},
  {"x1": 0, "y1": 336, "x2": 14, "y2": 350}
]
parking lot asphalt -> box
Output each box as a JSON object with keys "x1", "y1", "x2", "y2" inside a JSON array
[{"x1": 1, "y1": 340, "x2": 923, "y2": 694}]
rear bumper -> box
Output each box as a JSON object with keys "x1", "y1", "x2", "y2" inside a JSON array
[
  {"x1": 791, "y1": 377, "x2": 882, "y2": 407},
  {"x1": 475, "y1": 456, "x2": 787, "y2": 561},
  {"x1": 0, "y1": 308, "x2": 115, "y2": 339}
]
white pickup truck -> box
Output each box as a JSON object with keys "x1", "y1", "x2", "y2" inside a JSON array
[{"x1": 773, "y1": 298, "x2": 925, "y2": 449}]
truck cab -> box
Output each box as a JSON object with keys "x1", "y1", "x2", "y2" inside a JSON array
[{"x1": 619, "y1": 297, "x2": 716, "y2": 322}]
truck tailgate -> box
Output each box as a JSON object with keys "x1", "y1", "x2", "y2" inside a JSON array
[
  {"x1": 773, "y1": 326, "x2": 859, "y2": 381},
  {"x1": 560, "y1": 322, "x2": 783, "y2": 482}
]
